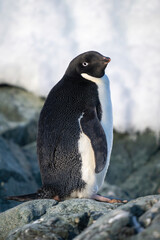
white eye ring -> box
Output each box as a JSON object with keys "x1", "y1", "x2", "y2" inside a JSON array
[{"x1": 82, "y1": 62, "x2": 88, "y2": 67}]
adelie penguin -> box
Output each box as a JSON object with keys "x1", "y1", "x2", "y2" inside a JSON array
[{"x1": 7, "y1": 51, "x2": 127, "y2": 203}]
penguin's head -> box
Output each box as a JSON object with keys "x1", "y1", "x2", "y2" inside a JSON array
[{"x1": 65, "y1": 51, "x2": 111, "y2": 80}]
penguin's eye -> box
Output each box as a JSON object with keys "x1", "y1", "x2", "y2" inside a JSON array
[{"x1": 82, "y1": 62, "x2": 89, "y2": 67}]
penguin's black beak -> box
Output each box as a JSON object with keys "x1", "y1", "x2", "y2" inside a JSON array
[{"x1": 102, "y1": 56, "x2": 111, "y2": 65}]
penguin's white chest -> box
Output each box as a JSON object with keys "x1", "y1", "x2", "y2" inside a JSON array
[
  {"x1": 94, "y1": 75, "x2": 113, "y2": 190},
  {"x1": 75, "y1": 74, "x2": 113, "y2": 198}
]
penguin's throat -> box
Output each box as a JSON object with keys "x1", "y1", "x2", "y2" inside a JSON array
[{"x1": 81, "y1": 73, "x2": 106, "y2": 84}]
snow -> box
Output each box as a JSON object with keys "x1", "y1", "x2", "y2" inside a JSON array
[{"x1": 0, "y1": 0, "x2": 160, "y2": 132}]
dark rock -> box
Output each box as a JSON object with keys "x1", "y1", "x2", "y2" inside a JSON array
[
  {"x1": 0, "y1": 85, "x2": 44, "y2": 145},
  {"x1": 22, "y1": 142, "x2": 41, "y2": 186},
  {"x1": 0, "y1": 85, "x2": 43, "y2": 212},
  {"x1": 99, "y1": 182, "x2": 130, "y2": 201},
  {"x1": 2, "y1": 119, "x2": 38, "y2": 146},
  {"x1": 0, "y1": 137, "x2": 40, "y2": 212},
  {"x1": 107, "y1": 129, "x2": 160, "y2": 198},
  {"x1": 0, "y1": 84, "x2": 160, "y2": 239},
  {"x1": 121, "y1": 150, "x2": 160, "y2": 198},
  {"x1": 1, "y1": 85, "x2": 160, "y2": 204}
]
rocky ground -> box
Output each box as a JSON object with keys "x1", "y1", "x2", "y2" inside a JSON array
[
  {"x1": 0, "y1": 196, "x2": 160, "y2": 240},
  {"x1": 0, "y1": 84, "x2": 160, "y2": 239}
]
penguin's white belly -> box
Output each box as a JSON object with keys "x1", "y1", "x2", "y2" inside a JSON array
[
  {"x1": 71, "y1": 131, "x2": 96, "y2": 198},
  {"x1": 95, "y1": 75, "x2": 113, "y2": 191},
  {"x1": 74, "y1": 73, "x2": 113, "y2": 198}
]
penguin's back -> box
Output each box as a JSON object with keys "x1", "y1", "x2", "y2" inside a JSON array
[{"x1": 37, "y1": 77, "x2": 99, "y2": 199}]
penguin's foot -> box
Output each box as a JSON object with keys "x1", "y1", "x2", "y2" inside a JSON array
[
  {"x1": 53, "y1": 195, "x2": 60, "y2": 201},
  {"x1": 91, "y1": 194, "x2": 128, "y2": 203}
]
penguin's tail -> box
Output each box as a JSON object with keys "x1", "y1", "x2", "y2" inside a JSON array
[
  {"x1": 6, "y1": 186, "x2": 60, "y2": 202},
  {"x1": 6, "y1": 192, "x2": 40, "y2": 202}
]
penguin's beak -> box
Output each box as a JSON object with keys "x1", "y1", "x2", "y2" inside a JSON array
[{"x1": 103, "y1": 56, "x2": 111, "y2": 64}]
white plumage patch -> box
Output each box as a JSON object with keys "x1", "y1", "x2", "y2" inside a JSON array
[
  {"x1": 71, "y1": 114, "x2": 97, "y2": 198},
  {"x1": 72, "y1": 73, "x2": 113, "y2": 198},
  {"x1": 80, "y1": 73, "x2": 113, "y2": 193},
  {"x1": 77, "y1": 130, "x2": 96, "y2": 198}
]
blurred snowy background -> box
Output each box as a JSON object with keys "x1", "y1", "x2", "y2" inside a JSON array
[{"x1": 0, "y1": 0, "x2": 160, "y2": 132}]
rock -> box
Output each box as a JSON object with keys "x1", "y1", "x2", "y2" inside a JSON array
[
  {"x1": 107, "y1": 129, "x2": 160, "y2": 198},
  {"x1": 1, "y1": 84, "x2": 160, "y2": 214},
  {"x1": 75, "y1": 195, "x2": 160, "y2": 240},
  {"x1": 2, "y1": 119, "x2": 38, "y2": 147},
  {"x1": 22, "y1": 142, "x2": 41, "y2": 186},
  {"x1": 0, "y1": 84, "x2": 43, "y2": 212},
  {"x1": 0, "y1": 84, "x2": 44, "y2": 146},
  {"x1": 0, "y1": 198, "x2": 119, "y2": 240},
  {"x1": 0, "y1": 137, "x2": 40, "y2": 212},
  {"x1": 0, "y1": 83, "x2": 160, "y2": 239},
  {"x1": 0, "y1": 199, "x2": 58, "y2": 240},
  {"x1": 121, "y1": 150, "x2": 160, "y2": 198},
  {"x1": 99, "y1": 182, "x2": 130, "y2": 201},
  {"x1": 0, "y1": 196, "x2": 160, "y2": 240},
  {"x1": 108, "y1": 129, "x2": 158, "y2": 184}
]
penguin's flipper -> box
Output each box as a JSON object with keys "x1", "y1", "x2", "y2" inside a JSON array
[
  {"x1": 6, "y1": 193, "x2": 40, "y2": 202},
  {"x1": 80, "y1": 107, "x2": 107, "y2": 173}
]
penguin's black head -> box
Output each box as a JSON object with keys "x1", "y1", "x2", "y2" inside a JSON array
[{"x1": 65, "y1": 51, "x2": 111, "y2": 79}]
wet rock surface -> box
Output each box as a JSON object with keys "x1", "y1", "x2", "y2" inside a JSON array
[{"x1": 0, "y1": 84, "x2": 160, "y2": 239}]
